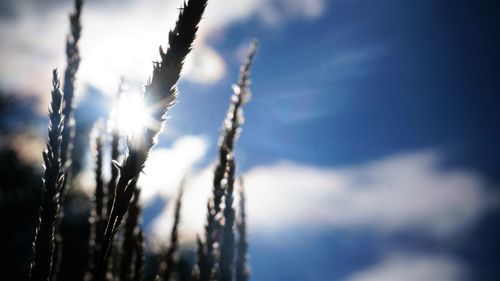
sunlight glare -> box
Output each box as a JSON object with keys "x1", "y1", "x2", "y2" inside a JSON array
[{"x1": 113, "y1": 91, "x2": 150, "y2": 138}]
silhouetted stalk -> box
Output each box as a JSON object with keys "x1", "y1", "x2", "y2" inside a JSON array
[
  {"x1": 107, "y1": 79, "x2": 124, "y2": 216},
  {"x1": 95, "y1": 1, "x2": 207, "y2": 279},
  {"x1": 235, "y1": 178, "x2": 249, "y2": 281},
  {"x1": 196, "y1": 40, "x2": 256, "y2": 281},
  {"x1": 120, "y1": 188, "x2": 142, "y2": 281},
  {"x1": 192, "y1": 235, "x2": 204, "y2": 281},
  {"x1": 107, "y1": 247, "x2": 119, "y2": 281},
  {"x1": 219, "y1": 159, "x2": 236, "y2": 281},
  {"x1": 29, "y1": 70, "x2": 65, "y2": 281},
  {"x1": 52, "y1": 2, "x2": 83, "y2": 279},
  {"x1": 60, "y1": 0, "x2": 83, "y2": 175},
  {"x1": 86, "y1": 123, "x2": 105, "y2": 280},
  {"x1": 133, "y1": 230, "x2": 145, "y2": 281},
  {"x1": 94, "y1": 123, "x2": 106, "y2": 239},
  {"x1": 156, "y1": 181, "x2": 185, "y2": 281},
  {"x1": 196, "y1": 203, "x2": 216, "y2": 281},
  {"x1": 102, "y1": 79, "x2": 125, "y2": 281}
]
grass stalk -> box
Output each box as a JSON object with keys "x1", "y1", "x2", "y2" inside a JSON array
[
  {"x1": 191, "y1": 235, "x2": 204, "y2": 281},
  {"x1": 107, "y1": 79, "x2": 124, "y2": 216},
  {"x1": 196, "y1": 40, "x2": 256, "y2": 281},
  {"x1": 101, "y1": 80, "x2": 125, "y2": 281},
  {"x1": 218, "y1": 159, "x2": 236, "y2": 281},
  {"x1": 235, "y1": 178, "x2": 249, "y2": 281},
  {"x1": 60, "y1": 0, "x2": 83, "y2": 175},
  {"x1": 51, "y1": 2, "x2": 84, "y2": 278},
  {"x1": 133, "y1": 230, "x2": 145, "y2": 281},
  {"x1": 93, "y1": 123, "x2": 106, "y2": 239},
  {"x1": 120, "y1": 188, "x2": 142, "y2": 281},
  {"x1": 29, "y1": 70, "x2": 65, "y2": 281},
  {"x1": 95, "y1": 1, "x2": 207, "y2": 279},
  {"x1": 156, "y1": 180, "x2": 185, "y2": 281},
  {"x1": 86, "y1": 123, "x2": 105, "y2": 280}
]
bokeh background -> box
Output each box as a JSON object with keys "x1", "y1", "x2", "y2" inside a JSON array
[{"x1": 1, "y1": 0, "x2": 499, "y2": 280}]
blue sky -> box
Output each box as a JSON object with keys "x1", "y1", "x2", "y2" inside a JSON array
[
  {"x1": 1, "y1": 0, "x2": 499, "y2": 280},
  {"x1": 179, "y1": 0, "x2": 500, "y2": 172}
]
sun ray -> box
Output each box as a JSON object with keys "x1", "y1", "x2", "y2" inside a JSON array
[{"x1": 109, "y1": 89, "x2": 161, "y2": 149}]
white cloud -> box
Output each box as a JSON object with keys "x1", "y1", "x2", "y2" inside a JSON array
[
  {"x1": 138, "y1": 135, "x2": 209, "y2": 204},
  {"x1": 148, "y1": 167, "x2": 214, "y2": 246},
  {"x1": 148, "y1": 150, "x2": 498, "y2": 244},
  {"x1": 344, "y1": 253, "x2": 467, "y2": 281},
  {"x1": 202, "y1": 0, "x2": 326, "y2": 32},
  {"x1": 183, "y1": 46, "x2": 226, "y2": 84},
  {"x1": 0, "y1": 0, "x2": 327, "y2": 108},
  {"x1": 244, "y1": 151, "x2": 497, "y2": 236}
]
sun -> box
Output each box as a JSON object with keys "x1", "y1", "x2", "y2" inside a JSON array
[{"x1": 111, "y1": 91, "x2": 151, "y2": 139}]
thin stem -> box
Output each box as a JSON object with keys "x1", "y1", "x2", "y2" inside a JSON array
[{"x1": 156, "y1": 180, "x2": 185, "y2": 281}]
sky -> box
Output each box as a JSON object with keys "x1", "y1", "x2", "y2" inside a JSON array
[{"x1": 1, "y1": 0, "x2": 500, "y2": 280}]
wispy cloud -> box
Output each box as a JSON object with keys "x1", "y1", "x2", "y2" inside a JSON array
[
  {"x1": 344, "y1": 252, "x2": 467, "y2": 281},
  {"x1": 326, "y1": 44, "x2": 387, "y2": 79}
]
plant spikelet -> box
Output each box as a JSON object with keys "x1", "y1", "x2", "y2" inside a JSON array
[
  {"x1": 95, "y1": 1, "x2": 208, "y2": 279},
  {"x1": 196, "y1": 40, "x2": 257, "y2": 281},
  {"x1": 29, "y1": 69, "x2": 66, "y2": 281}
]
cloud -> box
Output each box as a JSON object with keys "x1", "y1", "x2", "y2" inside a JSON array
[
  {"x1": 182, "y1": 46, "x2": 226, "y2": 84},
  {"x1": 202, "y1": 0, "x2": 326, "y2": 30},
  {"x1": 148, "y1": 150, "x2": 497, "y2": 244},
  {"x1": 0, "y1": 0, "x2": 327, "y2": 106},
  {"x1": 344, "y1": 253, "x2": 466, "y2": 281},
  {"x1": 72, "y1": 134, "x2": 209, "y2": 201},
  {"x1": 138, "y1": 135, "x2": 209, "y2": 204},
  {"x1": 148, "y1": 166, "x2": 214, "y2": 246},
  {"x1": 244, "y1": 151, "x2": 497, "y2": 236}
]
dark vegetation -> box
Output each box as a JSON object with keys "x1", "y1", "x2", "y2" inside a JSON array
[{"x1": 0, "y1": 0, "x2": 256, "y2": 280}]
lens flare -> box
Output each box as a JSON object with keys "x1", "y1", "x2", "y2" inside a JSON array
[
  {"x1": 109, "y1": 90, "x2": 154, "y2": 146},
  {"x1": 119, "y1": 93, "x2": 149, "y2": 135}
]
